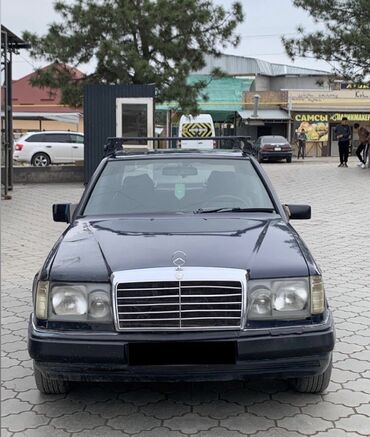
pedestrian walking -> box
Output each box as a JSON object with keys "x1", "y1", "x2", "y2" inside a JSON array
[
  {"x1": 334, "y1": 117, "x2": 351, "y2": 167},
  {"x1": 353, "y1": 123, "x2": 369, "y2": 169},
  {"x1": 364, "y1": 142, "x2": 370, "y2": 169},
  {"x1": 297, "y1": 129, "x2": 307, "y2": 159}
]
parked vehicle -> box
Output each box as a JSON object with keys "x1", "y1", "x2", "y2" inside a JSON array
[
  {"x1": 179, "y1": 114, "x2": 215, "y2": 149},
  {"x1": 254, "y1": 135, "x2": 292, "y2": 163},
  {"x1": 13, "y1": 131, "x2": 84, "y2": 166},
  {"x1": 29, "y1": 146, "x2": 334, "y2": 394}
]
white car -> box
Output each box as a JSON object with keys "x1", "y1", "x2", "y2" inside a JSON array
[{"x1": 13, "y1": 131, "x2": 84, "y2": 167}]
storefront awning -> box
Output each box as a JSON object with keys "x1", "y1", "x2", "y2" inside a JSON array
[
  {"x1": 10, "y1": 112, "x2": 82, "y2": 124},
  {"x1": 239, "y1": 109, "x2": 290, "y2": 121}
]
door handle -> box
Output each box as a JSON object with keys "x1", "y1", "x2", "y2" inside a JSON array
[
  {"x1": 45, "y1": 145, "x2": 52, "y2": 148},
  {"x1": 72, "y1": 146, "x2": 78, "y2": 149}
]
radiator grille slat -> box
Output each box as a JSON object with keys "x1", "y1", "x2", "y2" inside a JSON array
[{"x1": 115, "y1": 280, "x2": 242, "y2": 330}]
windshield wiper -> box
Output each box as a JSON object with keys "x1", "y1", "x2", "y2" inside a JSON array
[{"x1": 194, "y1": 207, "x2": 275, "y2": 214}]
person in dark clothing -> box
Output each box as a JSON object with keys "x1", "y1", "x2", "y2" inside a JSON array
[
  {"x1": 353, "y1": 123, "x2": 369, "y2": 168},
  {"x1": 334, "y1": 117, "x2": 351, "y2": 167},
  {"x1": 297, "y1": 129, "x2": 307, "y2": 159}
]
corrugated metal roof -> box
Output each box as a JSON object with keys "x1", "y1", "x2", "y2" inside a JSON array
[
  {"x1": 197, "y1": 54, "x2": 330, "y2": 77},
  {"x1": 12, "y1": 63, "x2": 84, "y2": 112},
  {"x1": 239, "y1": 109, "x2": 290, "y2": 120},
  {"x1": 156, "y1": 74, "x2": 253, "y2": 112}
]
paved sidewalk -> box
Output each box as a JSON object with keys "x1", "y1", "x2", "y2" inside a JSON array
[{"x1": 2, "y1": 158, "x2": 370, "y2": 436}]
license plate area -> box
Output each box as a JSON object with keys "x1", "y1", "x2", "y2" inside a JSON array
[
  {"x1": 274, "y1": 146, "x2": 282, "y2": 151},
  {"x1": 128, "y1": 341, "x2": 236, "y2": 366}
]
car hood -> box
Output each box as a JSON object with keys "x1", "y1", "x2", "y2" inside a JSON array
[{"x1": 48, "y1": 216, "x2": 310, "y2": 282}]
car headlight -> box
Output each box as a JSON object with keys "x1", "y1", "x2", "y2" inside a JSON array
[
  {"x1": 248, "y1": 277, "x2": 313, "y2": 320},
  {"x1": 89, "y1": 290, "x2": 111, "y2": 319},
  {"x1": 51, "y1": 286, "x2": 88, "y2": 317},
  {"x1": 34, "y1": 282, "x2": 112, "y2": 322}
]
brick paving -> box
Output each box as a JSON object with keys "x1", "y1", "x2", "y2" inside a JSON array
[{"x1": 2, "y1": 157, "x2": 370, "y2": 436}]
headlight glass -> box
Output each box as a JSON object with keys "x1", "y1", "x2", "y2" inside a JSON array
[
  {"x1": 51, "y1": 286, "x2": 87, "y2": 316},
  {"x1": 89, "y1": 290, "x2": 111, "y2": 320},
  {"x1": 46, "y1": 283, "x2": 111, "y2": 322},
  {"x1": 248, "y1": 278, "x2": 310, "y2": 320}
]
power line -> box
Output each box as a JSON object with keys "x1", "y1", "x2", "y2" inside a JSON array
[{"x1": 240, "y1": 32, "x2": 297, "y2": 39}]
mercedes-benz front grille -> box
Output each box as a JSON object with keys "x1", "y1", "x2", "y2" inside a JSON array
[{"x1": 115, "y1": 280, "x2": 243, "y2": 331}]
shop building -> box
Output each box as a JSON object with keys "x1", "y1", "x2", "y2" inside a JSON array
[
  {"x1": 289, "y1": 90, "x2": 370, "y2": 157},
  {"x1": 10, "y1": 64, "x2": 84, "y2": 136}
]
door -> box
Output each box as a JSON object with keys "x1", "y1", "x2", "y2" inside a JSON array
[
  {"x1": 69, "y1": 134, "x2": 84, "y2": 161},
  {"x1": 330, "y1": 125, "x2": 339, "y2": 157},
  {"x1": 43, "y1": 133, "x2": 73, "y2": 163},
  {"x1": 116, "y1": 98, "x2": 154, "y2": 149}
]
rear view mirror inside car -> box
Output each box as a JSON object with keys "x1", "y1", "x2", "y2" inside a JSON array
[{"x1": 162, "y1": 165, "x2": 198, "y2": 177}]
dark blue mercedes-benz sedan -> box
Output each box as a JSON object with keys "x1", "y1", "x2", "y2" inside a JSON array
[{"x1": 29, "y1": 149, "x2": 335, "y2": 394}]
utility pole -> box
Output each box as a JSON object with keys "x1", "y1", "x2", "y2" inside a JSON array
[{"x1": 287, "y1": 93, "x2": 292, "y2": 143}]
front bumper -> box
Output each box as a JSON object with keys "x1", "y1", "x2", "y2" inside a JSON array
[{"x1": 29, "y1": 312, "x2": 335, "y2": 382}]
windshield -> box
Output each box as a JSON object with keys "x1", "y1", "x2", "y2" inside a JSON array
[{"x1": 83, "y1": 158, "x2": 275, "y2": 215}]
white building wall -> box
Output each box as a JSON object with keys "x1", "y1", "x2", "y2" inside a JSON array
[{"x1": 270, "y1": 76, "x2": 330, "y2": 90}]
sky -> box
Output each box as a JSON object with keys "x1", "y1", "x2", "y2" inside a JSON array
[{"x1": 2, "y1": 0, "x2": 331, "y2": 80}]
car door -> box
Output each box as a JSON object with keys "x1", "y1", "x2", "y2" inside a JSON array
[
  {"x1": 69, "y1": 134, "x2": 84, "y2": 161},
  {"x1": 43, "y1": 133, "x2": 73, "y2": 163}
]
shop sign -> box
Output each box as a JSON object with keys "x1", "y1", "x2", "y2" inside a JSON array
[
  {"x1": 330, "y1": 113, "x2": 370, "y2": 122},
  {"x1": 294, "y1": 117, "x2": 329, "y2": 142},
  {"x1": 294, "y1": 113, "x2": 370, "y2": 122},
  {"x1": 295, "y1": 114, "x2": 328, "y2": 122},
  {"x1": 340, "y1": 83, "x2": 369, "y2": 90},
  {"x1": 289, "y1": 90, "x2": 370, "y2": 108}
]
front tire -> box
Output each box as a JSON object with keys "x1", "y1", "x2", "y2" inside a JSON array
[
  {"x1": 34, "y1": 364, "x2": 71, "y2": 394},
  {"x1": 286, "y1": 157, "x2": 292, "y2": 163},
  {"x1": 257, "y1": 152, "x2": 263, "y2": 163},
  {"x1": 292, "y1": 357, "x2": 332, "y2": 393},
  {"x1": 32, "y1": 152, "x2": 51, "y2": 167}
]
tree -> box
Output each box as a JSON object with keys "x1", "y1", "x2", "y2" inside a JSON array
[
  {"x1": 283, "y1": 0, "x2": 370, "y2": 84},
  {"x1": 23, "y1": 0, "x2": 243, "y2": 112}
]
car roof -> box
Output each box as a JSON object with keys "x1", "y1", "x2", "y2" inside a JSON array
[
  {"x1": 259, "y1": 135, "x2": 287, "y2": 139},
  {"x1": 108, "y1": 149, "x2": 250, "y2": 160},
  {"x1": 24, "y1": 131, "x2": 83, "y2": 136}
]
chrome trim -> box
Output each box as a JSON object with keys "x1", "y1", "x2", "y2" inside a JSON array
[{"x1": 112, "y1": 267, "x2": 247, "y2": 332}]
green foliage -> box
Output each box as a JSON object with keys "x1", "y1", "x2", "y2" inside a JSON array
[
  {"x1": 283, "y1": 0, "x2": 370, "y2": 83},
  {"x1": 23, "y1": 0, "x2": 243, "y2": 112}
]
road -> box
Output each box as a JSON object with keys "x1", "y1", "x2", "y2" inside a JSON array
[{"x1": 2, "y1": 157, "x2": 370, "y2": 436}]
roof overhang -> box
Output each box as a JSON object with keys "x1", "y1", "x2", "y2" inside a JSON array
[
  {"x1": 239, "y1": 109, "x2": 290, "y2": 122},
  {"x1": 1, "y1": 25, "x2": 31, "y2": 50},
  {"x1": 7, "y1": 111, "x2": 81, "y2": 123}
]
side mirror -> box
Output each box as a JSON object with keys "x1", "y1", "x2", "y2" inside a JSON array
[
  {"x1": 285, "y1": 204, "x2": 311, "y2": 220},
  {"x1": 53, "y1": 203, "x2": 72, "y2": 223}
]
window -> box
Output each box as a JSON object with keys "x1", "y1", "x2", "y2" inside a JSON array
[
  {"x1": 69, "y1": 134, "x2": 84, "y2": 144},
  {"x1": 116, "y1": 98, "x2": 154, "y2": 148},
  {"x1": 26, "y1": 134, "x2": 45, "y2": 143},
  {"x1": 83, "y1": 158, "x2": 275, "y2": 216},
  {"x1": 262, "y1": 136, "x2": 287, "y2": 143},
  {"x1": 44, "y1": 133, "x2": 70, "y2": 143},
  {"x1": 121, "y1": 104, "x2": 148, "y2": 145}
]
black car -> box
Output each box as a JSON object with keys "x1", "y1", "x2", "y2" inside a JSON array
[
  {"x1": 29, "y1": 149, "x2": 335, "y2": 394},
  {"x1": 254, "y1": 135, "x2": 293, "y2": 163}
]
